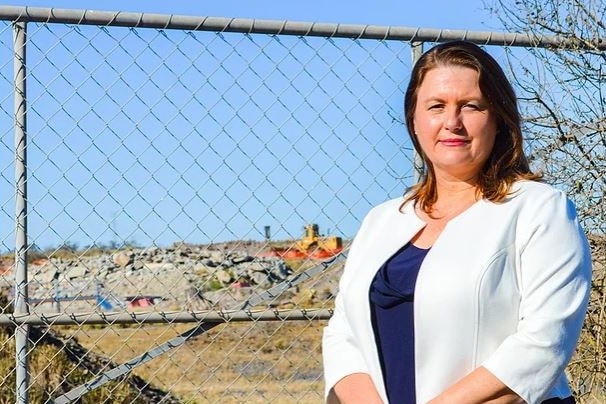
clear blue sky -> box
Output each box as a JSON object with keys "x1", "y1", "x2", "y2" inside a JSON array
[
  {"x1": 4, "y1": 1, "x2": 503, "y2": 30},
  {"x1": 1, "y1": 1, "x2": 507, "y2": 251}
]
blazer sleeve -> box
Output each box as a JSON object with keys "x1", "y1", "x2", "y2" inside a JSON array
[
  {"x1": 322, "y1": 212, "x2": 374, "y2": 400},
  {"x1": 482, "y1": 189, "x2": 592, "y2": 403}
]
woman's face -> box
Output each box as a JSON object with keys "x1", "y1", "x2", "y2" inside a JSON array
[{"x1": 413, "y1": 65, "x2": 497, "y2": 182}]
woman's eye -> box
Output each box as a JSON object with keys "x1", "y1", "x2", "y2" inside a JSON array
[
  {"x1": 463, "y1": 103, "x2": 478, "y2": 110},
  {"x1": 428, "y1": 104, "x2": 444, "y2": 110}
]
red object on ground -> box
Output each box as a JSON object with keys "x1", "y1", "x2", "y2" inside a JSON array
[{"x1": 259, "y1": 246, "x2": 343, "y2": 260}]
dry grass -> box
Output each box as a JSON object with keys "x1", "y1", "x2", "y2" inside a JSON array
[
  {"x1": 69, "y1": 320, "x2": 326, "y2": 403},
  {"x1": 568, "y1": 240, "x2": 606, "y2": 404},
  {"x1": 0, "y1": 328, "x2": 145, "y2": 404}
]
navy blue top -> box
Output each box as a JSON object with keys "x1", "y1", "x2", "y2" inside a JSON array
[{"x1": 369, "y1": 242, "x2": 429, "y2": 404}]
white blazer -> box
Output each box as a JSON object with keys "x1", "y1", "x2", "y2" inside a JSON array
[{"x1": 323, "y1": 180, "x2": 592, "y2": 404}]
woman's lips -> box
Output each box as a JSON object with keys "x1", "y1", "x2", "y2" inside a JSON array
[{"x1": 439, "y1": 139, "x2": 470, "y2": 146}]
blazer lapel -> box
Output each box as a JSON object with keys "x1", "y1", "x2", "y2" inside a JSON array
[{"x1": 361, "y1": 199, "x2": 426, "y2": 278}]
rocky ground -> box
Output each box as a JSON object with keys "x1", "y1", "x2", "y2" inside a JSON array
[{"x1": 0, "y1": 240, "x2": 343, "y2": 314}]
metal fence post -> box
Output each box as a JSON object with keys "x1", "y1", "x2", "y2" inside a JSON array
[
  {"x1": 13, "y1": 20, "x2": 29, "y2": 404},
  {"x1": 410, "y1": 41, "x2": 424, "y2": 182}
]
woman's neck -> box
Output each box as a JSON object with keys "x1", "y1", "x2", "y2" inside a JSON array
[
  {"x1": 435, "y1": 176, "x2": 479, "y2": 198},
  {"x1": 428, "y1": 178, "x2": 481, "y2": 220}
]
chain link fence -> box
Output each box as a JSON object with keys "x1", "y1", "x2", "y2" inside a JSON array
[{"x1": 0, "y1": 6, "x2": 603, "y2": 403}]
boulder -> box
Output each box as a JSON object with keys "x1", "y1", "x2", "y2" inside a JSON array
[
  {"x1": 112, "y1": 251, "x2": 133, "y2": 268},
  {"x1": 215, "y1": 269, "x2": 233, "y2": 285},
  {"x1": 65, "y1": 266, "x2": 88, "y2": 280}
]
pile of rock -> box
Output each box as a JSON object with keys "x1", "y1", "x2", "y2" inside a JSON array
[{"x1": 23, "y1": 242, "x2": 303, "y2": 313}]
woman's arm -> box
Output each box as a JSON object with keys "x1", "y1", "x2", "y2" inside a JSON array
[
  {"x1": 427, "y1": 366, "x2": 524, "y2": 404},
  {"x1": 479, "y1": 191, "x2": 591, "y2": 403},
  {"x1": 323, "y1": 286, "x2": 383, "y2": 402},
  {"x1": 328, "y1": 373, "x2": 384, "y2": 404},
  {"x1": 323, "y1": 209, "x2": 388, "y2": 403}
]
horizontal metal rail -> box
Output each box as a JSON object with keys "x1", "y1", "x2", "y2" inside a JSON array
[
  {"x1": 0, "y1": 308, "x2": 333, "y2": 326},
  {"x1": 0, "y1": 5, "x2": 604, "y2": 49}
]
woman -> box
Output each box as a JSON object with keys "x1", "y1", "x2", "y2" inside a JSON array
[{"x1": 322, "y1": 41, "x2": 592, "y2": 404}]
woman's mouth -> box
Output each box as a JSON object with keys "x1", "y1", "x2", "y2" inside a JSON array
[{"x1": 439, "y1": 139, "x2": 470, "y2": 146}]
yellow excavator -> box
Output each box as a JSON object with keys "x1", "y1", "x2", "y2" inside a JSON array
[
  {"x1": 267, "y1": 223, "x2": 343, "y2": 260},
  {"x1": 294, "y1": 224, "x2": 342, "y2": 255}
]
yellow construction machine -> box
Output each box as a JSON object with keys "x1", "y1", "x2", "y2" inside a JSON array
[
  {"x1": 294, "y1": 224, "x2": 342, "y2": 255},
  {"x1": 265, "y1": 223, "x2": 343, "y2": 260}
]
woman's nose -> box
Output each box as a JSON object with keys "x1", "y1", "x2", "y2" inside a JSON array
[{"x1": 444, "y1": 110, "x2": 463, "y2": 132}]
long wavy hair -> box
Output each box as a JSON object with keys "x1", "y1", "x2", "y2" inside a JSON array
[{"x1": 403, "y1": 40, "x2": 541, "y2": 213}]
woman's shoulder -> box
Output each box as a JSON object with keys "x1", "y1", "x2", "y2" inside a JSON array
[
  {"x1": 505, "y1": 180, "x2": 579, "y2": 225},
  {"x1": 508, "y1": 180, "x2": 567, "y2": 201},
  {"x1": 353, "y1": 196, "x2": 412, "y2": 232},
  {"x1": 367, "y1": 196, "x2": 410, "y2": 217}
]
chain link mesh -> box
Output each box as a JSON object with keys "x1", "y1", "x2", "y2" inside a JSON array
[{"x1": 0, "y1": 11, "x2": 603, "y2": 403}]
